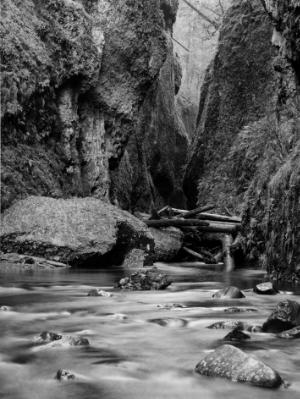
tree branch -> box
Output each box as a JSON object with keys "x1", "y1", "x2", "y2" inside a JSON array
[{"x1": 182, "y1": 0, "x2": 219, "y2": 29}]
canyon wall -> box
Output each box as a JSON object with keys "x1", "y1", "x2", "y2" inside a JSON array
[
  {"x1": 184, "y1": 0, "x2": 300, "y2": 273},
  {"x1": 1, "y1": 0, "x2": 188, "y2": 212}
]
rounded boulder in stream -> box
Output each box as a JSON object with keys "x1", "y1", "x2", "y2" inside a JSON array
[{"x1": 195, "y1": 344, "x2": 284, "y2": 389}]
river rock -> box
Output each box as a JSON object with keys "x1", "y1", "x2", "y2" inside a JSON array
[
  {"x1": 223, "y1": 327, "x2": 251, "y2": 342},
  {"x1": 207, "y1": 321, "x2": 244, "y2": 330},
  {"x1": 224, "y1": 307, "x2": 258, "y2": 313},
  {"x1": 277, "y1": 326, "x2": 300, "y2": 339},
  {"x1": 0, "y1": 305, "x2": 10, "y2": 311},
  {"x1": 150, "y1": 318, "x2": 188, "y2": 327},
  {"x1": 207, "y1": 321, "x2": 262, "y2": 332},
  {"x1": 0, "y1": 196, "x2": 153, "y2": 267},
  {"x1": 212, "y1": 286, "x2": 245, "y2": 299},
  {"x1": 117, "y1": 267, "x2": 171, "y2": 290},
  {"x1": 254, "y1": 282, "x2": 278, "y2": 295},
  {"x1": 33, "y1": 331, "x2": 89, "y2": 349},
  {"x1": 195, "y1": 344, "x2": 283, "y2": 388},
  {"x1": 262, "y1": 300, "x2": 300, "y2": 333},
  {"x1": 55, "y1": 369, "x2": 75, "y2": 381},
  {"x1": 87, "y1": 289, "x2": 112, "y2": 297}
]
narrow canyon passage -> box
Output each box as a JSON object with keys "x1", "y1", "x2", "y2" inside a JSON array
[{"x1": 1, "y1": 1, "x2": 300, "y2": 398}]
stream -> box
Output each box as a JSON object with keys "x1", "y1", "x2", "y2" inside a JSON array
[{"x1": 0, "y1": 263, "x2": 299, "y2": 399}]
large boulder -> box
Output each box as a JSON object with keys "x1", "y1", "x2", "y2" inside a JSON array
[
  {"x1": 195, "y1": 344, "x2": 283, "y2": 389},
  {"x1": 0, "y1": 196, "x2": 153, "y2": 266},
  {"x1": 262, "y1": 300, "x2": 300, "y2": 333}
]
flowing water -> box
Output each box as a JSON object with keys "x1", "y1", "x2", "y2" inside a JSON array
[{"x1": 0, "y1": 262, "x2": 299, "y2": 399}]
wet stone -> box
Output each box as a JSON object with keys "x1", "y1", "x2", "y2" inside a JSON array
[
  {"x1": 55, "y1": 369, "x2": 75, "y2": 381},
  {"x1": 254, "y1": 282, "x2": 278, "y2": 295},
  {"x1": 87, "y1": 289, "x2": 112, "y2": 297},
  {"x1": 117, "y1": 267, "x2": 171, "y2": 290},
  {"x1": 224, "y1": 307, "x2": 257, "y2": 313},
  {"x1": 277, "y1": 326, "x2": 300, "y2": 339},
  {"x1": 262, "y1": 300, "x2": 300, "y2": 333},
  {"x1": 36, "y1": 331, "x2": 62, "y2": 343},
  {"x1": 0, "y1": 305, "x2": 10, "y2": 311},
  {"x1": 212, "y1": 286, "x2": 245, "y2": 299},
  {"x1": 34, "y1": 332, "x2": 89, "y2": 348},
  {"x1": 149, "y1": 318, "x2": 188, "y2": 327},
  {"x1": 223, "y1": 327, "x2": 251, "y2": 342},
  {"x1": 207, "y1": 321, "x2": 244, "y2": 330},
  {"x1": 195, "y1": 344, "x2": 283, "y2": 389}
]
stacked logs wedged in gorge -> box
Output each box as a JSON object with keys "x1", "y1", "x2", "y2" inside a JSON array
[{"x1": 143, "y1": 205, "x2": 242, "y2": 272}]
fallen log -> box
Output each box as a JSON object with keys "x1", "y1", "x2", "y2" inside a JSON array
[
  {"x1": 182, "y1": 246, "x2": 205, "y2": 261},
  {"x1": 179, "y1": 205, "x2": 216, "y2": 219},
  {"x1": 198, "y1": 248, "x2": 217, "y2": 262},
  {"x1": 197, "y1": 212, "x2": 241, "y2": 224},
  {"x1": 144, "y1": 219, "x2": 209, "y2": 228},
  {"x1": 197, "y1": 223, "x2": 240, "y2": 234}
]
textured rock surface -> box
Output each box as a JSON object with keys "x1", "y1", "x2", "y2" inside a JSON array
[
  {"x1": 183, "y1": 0, "x2": 300, "y2": 274},
  {"x1": 1, "y1": 0, "x2": 188, "y2": 213},
  {"x1": 149, "y1": 227, "x2": 183, "y2": 262},
  {"x1": 117, "y1": 267, "x2": 171, "y2": 290},
  {"x1": 184, "y1": 0, "x2": 276, "y2": 209},
  {"x1": 262, "y1": 299, "x2": 300, "y2": 333},
  {"x1": 254, "y1": 282, "x2": 278, "y2": 295},
  {"x1": 212, "y1": 286, "x2": 245, "y2": 299},
  {"x1": 195, "y1": 344, "x2": 283, "y2": 388},
  {"x1": 0, "y1": 196, "x2": 153, "y2": 265}
]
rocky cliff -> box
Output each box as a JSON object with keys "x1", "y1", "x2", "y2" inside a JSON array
[
  {"x1": 184, "y1": 0, "x2": 300, "y2": 274},
  {"x1": 1, "y1": 0, "x2": 188, "y2": 212}
]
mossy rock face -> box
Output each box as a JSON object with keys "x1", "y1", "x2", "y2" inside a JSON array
[
  {"x1": 0, "y1": 196, "x2": 153, "y2": 266},
  {"x1": 1, "y1": 0, "x2": 188, "y2": 213},
  {"x1": 183, "y1": 0, "x2": 300, "y2": 275},
  {"x1": 195, "y1": 344, "x2": 283, "y2": 389}
]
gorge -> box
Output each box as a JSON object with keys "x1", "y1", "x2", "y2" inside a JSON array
[{"x1": 0, "y1": 1, "x2": 300, "y2": 397}]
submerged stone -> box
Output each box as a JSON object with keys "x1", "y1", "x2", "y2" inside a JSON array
[
  {"x1": 195, "y1": 344, "x2": 283, "y2": 388},
  {"x1": 212, "y1": 286, "x2": 245, "y2": 299},
  {"x1": 224, "y1": 307, "x2": 258, "y2": 313},
  {"x1": 262, "y1": 300, "x2": 300, "y2": 333},
  {"x1": 117, "y1": 267, "x2": 171, "y2": 290},
  {"x1": 277, "y1": 326, "x2": 300, "y2": 339},
  {"x1": 254, "y1": 282, "x2": 278, "y2": 295},
  {"x1": 55, "y1": 369, "x2": 75, "y2": 381},
  {"x1": 87, "y1": 289, "x2": 112, "y2": 297},
  {"x1": 0, "y1": 305, "x2": 10, "y2": 311},
  {"x1": 149, "y1": 318, "x2": 188, "y2": 327},
  {"x1": 223, "y1": 327, "x2": 251, "y2": 342},
  {"x1": 33, "y1": 331, "x2": 89, "y2": 349},
  {"x1": 207, "y1": 321, "x2": 244, "y2": 330}
]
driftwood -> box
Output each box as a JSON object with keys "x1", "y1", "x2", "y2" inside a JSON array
[
  {"x1": 197, "y1": 223, "x2": 239, "y2": 234},
  {"x1": 179, "y1": 205, "x2": 215, "y2": 218},
  {"x1": 197, "y1": 212, "x2": 241, "y2": 224},
  {"x1": 145, "y1": 219, "x2": 209, "y2": 228}
]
